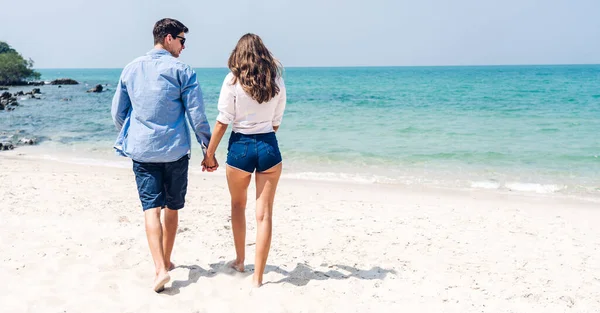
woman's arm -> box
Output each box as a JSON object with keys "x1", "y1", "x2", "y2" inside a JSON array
[
  {"x1": 272, "y1": 77, "x2": 286, "y2": 133},
  {"x1": 207, "y1": 121, "x2": 228, "y2": 158},
  {"x1": 202, "y1": 121, "x2": 228, "y2": 171},
  {"x1": 204, "y1": 74, "x2": 236, "y2": 171}
]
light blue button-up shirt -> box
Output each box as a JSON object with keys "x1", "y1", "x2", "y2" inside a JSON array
[{"x1": 111, "y1": 48, "x2": 211, "y2": 163}]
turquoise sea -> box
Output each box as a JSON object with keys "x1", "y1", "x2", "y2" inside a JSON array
[{"x1": 1, "y1": 65, "x2": 599, "y2": 196}]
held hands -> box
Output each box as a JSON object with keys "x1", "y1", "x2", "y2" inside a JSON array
[{"x1": 201, "y1": 155, "x2": 219, "y2": 172}]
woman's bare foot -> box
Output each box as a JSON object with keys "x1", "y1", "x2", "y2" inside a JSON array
[
  {"x1": 153, "y1": 271, "x2": 170, "y2": 293},
  {"x1": 251, "y1": 274, "x2": 262, "y2": 288},
  {"x1": 167, "y1": 262, "x2": 176, "y2": 271},
  {"x1": 229, "y1": 260, "x2": 245, "y2": 272}
]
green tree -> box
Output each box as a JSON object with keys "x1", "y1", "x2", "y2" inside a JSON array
[
  {"x1": 0, "y1": 41, "x2": 41, "y2": 85},
  {"x1": 0, "y1": 42, "x2": 16, "y2": 54}
]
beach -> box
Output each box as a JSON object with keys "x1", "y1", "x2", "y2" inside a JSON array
[
  {"x1": 2, "y1": 0, "x2": 599, "y2": 310},
  {"x1": 1, "y1": 149, "x2": 599, "y2": 312}
]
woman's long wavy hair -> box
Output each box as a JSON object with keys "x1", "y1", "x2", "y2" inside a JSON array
[{"x1": 228, "y1": 33, "x2": 282, "y2": 104}]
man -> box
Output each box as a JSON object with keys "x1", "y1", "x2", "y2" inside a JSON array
[{"x1": 111, "y1": 18, "x2": 217, "y2": 293}]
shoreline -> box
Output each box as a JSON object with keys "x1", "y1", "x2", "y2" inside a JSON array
[{"x1": 2, "y1": 144, "x2": 600, "y2": 204}]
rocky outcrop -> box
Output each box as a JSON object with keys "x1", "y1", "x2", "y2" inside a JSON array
[
  {"x1": 19, "y1": 138, "x2": 37, "y2": 145},
  {"x1": 87, "y1": 84, "x2": 103, "y2": 93},
  {"x1": 0, "y1": 131, "x2": 38, "y2": 151},
  {"x1": 0, "y1": 91, "x2": 18, "y2": 111},
  {"x1": 0, "y1": 81, "x2": 45, "y2": 87},
  {"x1": 0, "y1": 142, "x2": 14, "y2": 150},
  {"x1": 50, "y1": 78, "x2": 79, "y2": 85},
  {"x1": 0, "y1": 88, "x2": 42, "y2": 110}
]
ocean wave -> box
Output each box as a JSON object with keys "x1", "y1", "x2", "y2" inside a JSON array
[
  {"x1": 282, "y1": 171, "x2": 399, "y2": 184},
  {"x1": 20, "y1": 152, "x2": 130, "y2": 169},
  {"x1": 6, "y1": 146, "x2": 595, "y2": 199},
  {"x1": 470, "y1": 180, "x2": 565, "y2": 193},
  {"x1": 470, "y1": 181, "x2": 501, "y2": 189},
  {"x1": 504, "y1": 182, "x2": 565, "y2": 193}
]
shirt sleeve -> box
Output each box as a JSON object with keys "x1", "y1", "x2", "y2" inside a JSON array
[
  {"x1": 181, "y1": 67, "x2": 211, "y2": 150},
  {"x1": 272, "y1": 77, "x2": 286, "y2": 126},
  {"x1": 110, "y1": 74, "x2": 131, "y2": 130},
  {"x1": 216, "y1": 73, "x2": 236, "y2": 124}
]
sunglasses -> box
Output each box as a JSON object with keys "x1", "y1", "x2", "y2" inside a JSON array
[{"x1": 174, "y1": 35, "x2": 186, "y2": 45}]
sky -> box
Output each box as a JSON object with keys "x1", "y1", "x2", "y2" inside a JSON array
[{"x1": 1, "y1": 0, "x2": 599, "y2": 68}]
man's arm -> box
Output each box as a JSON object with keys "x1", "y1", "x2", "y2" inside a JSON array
[
  {"x1": 181, "y1": 67, "x2": 211, "y2": 152},
  {"x1": 111, "y1": 78, "x2": 131, "y2": 130}
]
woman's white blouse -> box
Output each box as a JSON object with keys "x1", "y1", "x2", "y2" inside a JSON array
[{"x1": 216, "y1": 72, "x2": 286, "y2": 135}]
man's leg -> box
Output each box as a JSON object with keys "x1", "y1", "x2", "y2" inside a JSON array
[
  {"x1": 162, "y1": 208, "x2": 178, "y2": 270},
  {"x1": 145, "y1": 207, "x2": 169, "y2": 290},
  {"x1": 163, "y1": 156, "x2": 189, "y2": 270},
  {"x1": 133, "y1": 160, "x2": 170, "y2": 292}
]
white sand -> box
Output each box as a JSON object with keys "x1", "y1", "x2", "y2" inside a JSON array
[{"x1": 1, "y1": 150, "x2": 599, "y2": 312}]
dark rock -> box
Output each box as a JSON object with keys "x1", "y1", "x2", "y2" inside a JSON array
[
  {"x1": 0, "y1": 142, "x2": 14, "y2": 150},
  {"x1": 0, "y1": 81, "x2": 44, "y2": 86},
  {"x1": 0, "y1": 94, "x2": 19, "y2": 111},
  {"x1": 50, "y1": 78, "x2": 79, "y2": 85},
  {"x1": 58, "y1": 85, "x2": 62, "y2": 88},
  {"x1": 87, "y1": 84, "x2": 103, "y2": 93},
  {"x1": 61, "y1": 98, "x2": 71, "y2": 101},
  {"x1": 0, "y1": 87, "x2": 7, "y2": 91},
  {"x1": 32, "y1": 88, "x2": 41, "y2": 94},
  {"x1": 15, "y1": 91, "x2": 24, "y2": 96},
  {"x1": 0, "y1": 81, "x2": 25, "y2": 86},
  {"x1": 19, "y1": 138, "x2": 36, "y2": 145}
]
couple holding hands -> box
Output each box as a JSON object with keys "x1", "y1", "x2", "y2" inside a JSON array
[{"x1": 111, "y1": 18, "x2": 286, "y2": 292}]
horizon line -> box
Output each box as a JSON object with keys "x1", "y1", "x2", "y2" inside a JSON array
[{"x1": 34, "y1": 63, "x2": 600, "y2": 70}]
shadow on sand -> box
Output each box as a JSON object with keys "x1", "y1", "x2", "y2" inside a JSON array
[{"x1": 162, "y1": 261, "x2": 396, "y2": 295}]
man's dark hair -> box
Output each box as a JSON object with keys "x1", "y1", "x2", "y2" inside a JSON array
[{"x1": 153, "y1": 18, "x2": 189, "y2": 45}]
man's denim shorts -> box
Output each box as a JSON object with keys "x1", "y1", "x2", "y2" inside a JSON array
[
  {"x1": 226, "y1": 131, "x2": 282, "y2": 173},
  {"x1": 132, "y1": 155, "x2": 189, "y2": 211}
]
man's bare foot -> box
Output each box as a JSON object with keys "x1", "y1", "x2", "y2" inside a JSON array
[
  {"x1": 153, "y1": 272, "x2": 170, "y2": 293},
  {"x1": 229, "y1": 260, "x2": 245, "y2": 272}
]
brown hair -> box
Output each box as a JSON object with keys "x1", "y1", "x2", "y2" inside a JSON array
[
  {"x1": 227, "y1": 33, "x2": 282, "y2": 104},
  {"x1": 153, "y1": 18, "x2": 188, "y2": 45}
]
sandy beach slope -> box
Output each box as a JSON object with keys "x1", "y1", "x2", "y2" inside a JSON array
[{"x1": 1, "y1": 152, "x2": 599, "y2": 312}]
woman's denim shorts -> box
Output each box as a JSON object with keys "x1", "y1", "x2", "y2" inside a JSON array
[{"x1": 226, "y1": 131, "x2": 282, "y2": 173}]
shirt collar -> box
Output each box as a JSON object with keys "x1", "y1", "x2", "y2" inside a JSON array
[{"x1": 147, "y1": 48, "x2": 172, "y2": 56}]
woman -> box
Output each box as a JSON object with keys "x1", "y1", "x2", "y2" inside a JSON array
[{"x1": 204, "y1": 33, "x2": 286, "y2": 287}]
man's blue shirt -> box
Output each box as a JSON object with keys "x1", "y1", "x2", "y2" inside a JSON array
[{"x1": 111, "y1": 48, "x2": 211, "y2": 163}]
